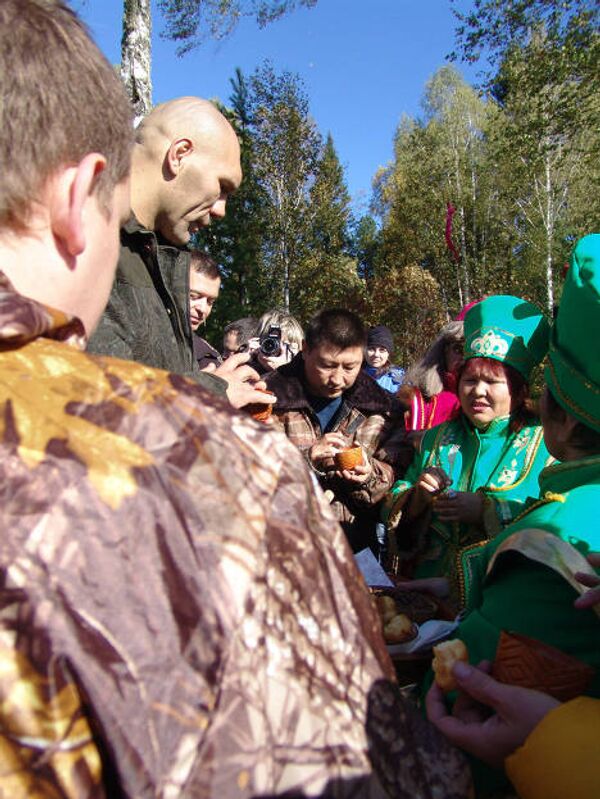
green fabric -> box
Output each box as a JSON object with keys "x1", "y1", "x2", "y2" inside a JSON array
[
  {"x1": 463, "y1": 294, "x2": 549, "y2": 378},
  {"x1": 545, "y1": 233, "x2": 600, "y2": 432},
  {"x1": 449, "y1": 455, "x2": 600, "y2": 796},
  {"x1": 383, "y1": 413, "x2": 550, "y2": 602}
]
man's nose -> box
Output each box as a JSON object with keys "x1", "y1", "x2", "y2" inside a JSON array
[{"x1": 210, "y1": 197, "x2": 227, "y2": 219}]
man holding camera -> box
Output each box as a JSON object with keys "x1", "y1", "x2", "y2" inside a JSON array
[{"x1": 265, "y1": 309, "x2": 410, "y2": 553}]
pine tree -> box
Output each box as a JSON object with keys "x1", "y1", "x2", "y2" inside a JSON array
[{"x1": 309, "y1": 133, "x2": 352, "y2": 255}]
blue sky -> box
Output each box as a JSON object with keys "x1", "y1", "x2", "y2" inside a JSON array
[{"x1": 76, "y1": 0, "x2": 479, "y2": 213}]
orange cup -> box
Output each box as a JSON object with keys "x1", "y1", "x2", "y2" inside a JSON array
[
  {"x1": 334, "y1": 445, "x2": 363, "y2": 471},
  {"x1": 247, "y1": 388, "x2": 275, "y2": 422}
]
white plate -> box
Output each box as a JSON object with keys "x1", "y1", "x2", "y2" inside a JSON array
[{"x1": 387, "y1": 618, "x2": 460, "y2": 656}]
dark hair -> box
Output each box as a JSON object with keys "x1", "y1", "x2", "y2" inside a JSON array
[
  {"x1": 545, "y1": 388, "x2": 600, "y2": 454},
  {"x1": 189, "y1": 250, "x2": 220, "y2": 280},
  {"x1": 305, "y1": 309, "x2": 366, "y2": 351},
  {"x1": 223, "y1": 317, "x2": 258, "y2": 346},
  {"x1": 459, "y1": 357, "x2": 536, "y2": 432},
  {"x1": 0, "y1": 0, "x2": 134, "y2": 231}
]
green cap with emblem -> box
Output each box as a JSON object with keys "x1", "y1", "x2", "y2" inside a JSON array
[
  {"x1": 463, "y1": 294, "x2": 549, "y2": 379},
  {"x1": 545, "y1": 234, "x2": 600, "y2": 432}
]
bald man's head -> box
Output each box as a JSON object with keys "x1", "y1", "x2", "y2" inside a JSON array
[{"x1": 132, "y1": 97, "x2": 242, "y2": 246}]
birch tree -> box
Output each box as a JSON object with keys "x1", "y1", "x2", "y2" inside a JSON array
[
  {"x1": 248, "y1": 62, "x2": 321, "y2": 310},
  {"x1": 121, "y1": 0, "x2": 152, "y2": 124},
  {"x1": 120, "y1": 1, "x2": 319, "y2": 117}
]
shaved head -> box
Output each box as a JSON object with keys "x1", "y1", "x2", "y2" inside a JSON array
[
  {"x1": 136, "y1": 97, "x2": 233, "y2": 151},
  {"x1": 131, "y1": 96, "x2": 242, "y2": 245}
]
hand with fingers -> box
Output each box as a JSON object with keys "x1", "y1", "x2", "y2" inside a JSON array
[
  {"x1": 337, "y1": 460, "x2": 373, "y2": 485},
  {"x1": 574, "y1": 552, "x2": 600, "y2": 610},
  {"x1": 210, "y1": 352, "x2": 276, "y2": 410},
  {"x1": 410, "y1": 466, "x2": 452, "y2": 516},
  {"x1": 309, "y1": 432, "x2": 352, "y2": 472},
  {"x1": 435, "y1": 490, "x2": 484, "y2": 524},
  {"x1": 425, "y1": 660, "x2": 560, "y2": 769}
]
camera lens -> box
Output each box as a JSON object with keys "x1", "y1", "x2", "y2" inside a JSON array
[{"x1": 260, "y1": 337, "x2": 281, "y2": 357}]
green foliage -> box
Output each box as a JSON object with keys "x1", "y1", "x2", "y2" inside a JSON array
[
  {"x1": 349, "y1": 214, "x2": 381, "y2": 280},
  {"x1": 450, "y1": 0, "x2": 598, "y2": 77},
  {"x1": 366, "y1": 264, "x2": 447, "y2": 367},
  {"x1": 309, "y1": 133, "x2": 352, "y2": 255},
  {"x1": 248, "y1": 61, "x2": 322, "y2": 310},
  {"x1": 449, "y1": 0, "x2": 599, "y2": 311},
  {"x1": 157, "y1": 0, "x2": 318, "y2": 55},
  {"x1": 199, "y1": 62, "x2": 363, "y2": 338}
]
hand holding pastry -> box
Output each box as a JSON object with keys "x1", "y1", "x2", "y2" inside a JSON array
[
  {"x1": 432, "y1": 639, "x2": 469, "y2": 692},
  {"x1": 426, "y1": 659, "x2": 560, "y2": 769}
]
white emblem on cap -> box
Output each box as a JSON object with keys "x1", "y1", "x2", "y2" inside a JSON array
[{"x1": 470, "y1": 330, "x2": 509, "y2": 357}]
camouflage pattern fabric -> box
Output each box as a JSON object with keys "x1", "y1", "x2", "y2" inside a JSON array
[{"x1": 0, "y1": 273, "x2": 472, "y2": 798}]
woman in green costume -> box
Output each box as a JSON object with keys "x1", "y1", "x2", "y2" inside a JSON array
[
  {"x1": 383, "y1": 295, "x2": 552, "y2": 607},
  {"x1": 426, "y1": 234, "x2": 600, "y2": 797}
]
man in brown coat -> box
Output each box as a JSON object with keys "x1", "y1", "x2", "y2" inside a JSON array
[
  {"x1": 266, "y1": 309, "x2": 410, "y2": 553},
  {"x1": 0, "y1": 2, "x2": 470, "y2": 798}
]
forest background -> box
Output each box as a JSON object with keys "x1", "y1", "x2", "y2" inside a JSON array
[{"x1": 82, "y1": 1, "x2": 599, "y2": 365}]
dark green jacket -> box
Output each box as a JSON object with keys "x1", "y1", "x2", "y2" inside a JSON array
[
  {"x1": 448, "y1": 456, "x2": 600, "y2": 795},
  {"x1": 87, "y1": 217, "x2": 226, "y2": 396}
]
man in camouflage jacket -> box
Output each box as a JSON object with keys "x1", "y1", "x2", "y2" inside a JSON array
[
  {"x1": 266, "y1": 310, "x2": 411, "y2": 553},
  {"x1": 0, "y1": 4, "x2": 472, "y2": 798}
]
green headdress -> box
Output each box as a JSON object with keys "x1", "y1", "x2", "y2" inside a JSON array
[
  {"x1": 546, "y1": 234, "x2": 600, "y2": 432},
  {"x1": 463, "y1": 295, "x2": 549, "y2": 379}
]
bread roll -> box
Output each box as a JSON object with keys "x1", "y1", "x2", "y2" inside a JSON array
[
  {"x1": 432, "y1": 639, "x2": 469, "y2": 692},
  {"x1": 376, "y1": 595, "x2": 398, "y2": 624},
  {"x1": 383, "y1": 613, "x2": 415, "y2": 644}
]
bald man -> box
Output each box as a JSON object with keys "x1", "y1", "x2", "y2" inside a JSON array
[{"x1": 87, "y1": 98, "x2": 265, "y2": 406}]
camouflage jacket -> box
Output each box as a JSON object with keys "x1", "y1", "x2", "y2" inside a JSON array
[
  {"x1": 87, "y1": 216, "x2": 226, "y2": 396},
  {"x1": 266, "y1": 357, "x2": 412, "y2": 551},
  {"x1": 0, "y1": 274, "x2": 470, "y2": 798}
]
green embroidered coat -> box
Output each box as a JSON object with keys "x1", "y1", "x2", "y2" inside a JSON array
[
  {"x1": 450, "y1": 456, "x2": 600, "y2": 796},
  {"x1": 383, "y1": 414, "x2": 551, "y2": 602}
]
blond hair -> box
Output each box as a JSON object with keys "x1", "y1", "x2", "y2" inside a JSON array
[{"x1": 258, "y1": 309, "x2": 304, "y2": 350}]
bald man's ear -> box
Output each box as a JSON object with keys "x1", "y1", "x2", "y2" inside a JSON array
[
  {"x1": 50, "y1": 153, "x2": 107, "y2": 258},
  {"x1": 166, "y1": 137, "x2": 194, "y2": 176}
]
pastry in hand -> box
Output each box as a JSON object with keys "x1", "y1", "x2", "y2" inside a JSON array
[
  {"x1": 432, "y1": 639, "x2": 469, "y2": 692},
  {"x1": 383, "y1": 613, "x2": 415, "y2": 644}
]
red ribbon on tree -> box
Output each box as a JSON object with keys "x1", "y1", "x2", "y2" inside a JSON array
[{"x1": 445, "y1": 202, "x2": 460, "y2": 263}]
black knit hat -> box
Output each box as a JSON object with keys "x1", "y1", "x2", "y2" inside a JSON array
[{"x1": 367, "y1": 325, "x2": 394, "y2": 353}]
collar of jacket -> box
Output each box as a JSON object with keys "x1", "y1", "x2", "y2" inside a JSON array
[
  {"x1": 266, "y1": 353, "x2": 397, "y2": 414},
  {"x1": 120, "y1": 215, "x2": 191, "y2": 329},
  {"x1": 122, "y1": 214, "x2": 189, "y2": 253}
]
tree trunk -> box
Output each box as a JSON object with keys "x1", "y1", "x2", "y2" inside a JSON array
[
  {"x1": 453, "y1": 147, "x2": 471, "y2": 304},
  {"x1": 544, "y1": 154, "x2": 554, "y2": 313},
  {"x1": 121, "y1": 0, "x2": 152, "y2": 125}
]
